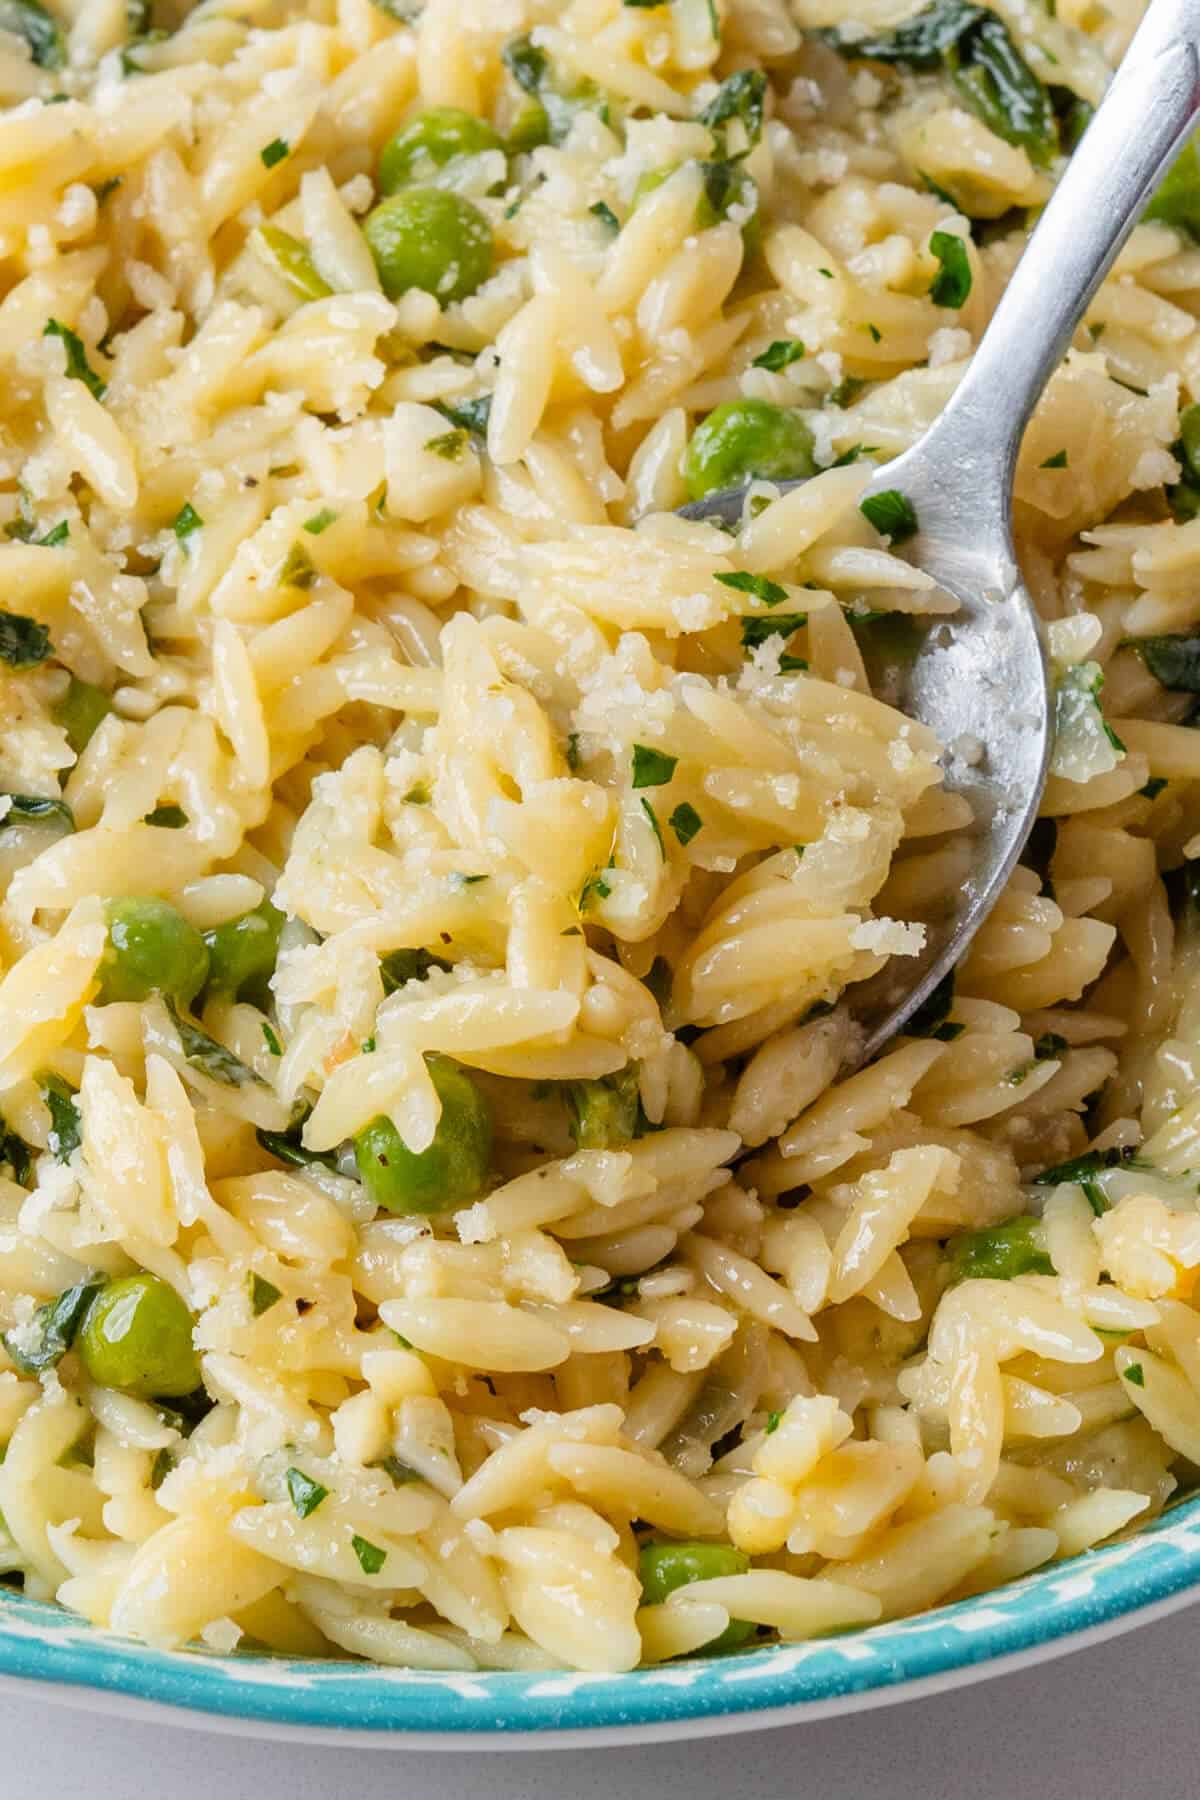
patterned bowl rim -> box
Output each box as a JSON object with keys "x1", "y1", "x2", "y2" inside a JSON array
[{"x1": 1, "y1": 1492, "x2": 1199, "y2": 1741}]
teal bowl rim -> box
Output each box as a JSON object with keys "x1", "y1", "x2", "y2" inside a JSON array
[{"x1": 2, "y1": 1494, "x2": 1200, "y2": 1736}]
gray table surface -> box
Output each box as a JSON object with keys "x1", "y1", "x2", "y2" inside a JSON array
[{"x1": 4, "y1": 1606, "x2": 1198, "y2": 1799}]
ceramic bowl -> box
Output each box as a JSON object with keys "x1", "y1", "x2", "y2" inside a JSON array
[{"x1": 1, "y1": 1492, "x2": 1198, "y2": 1746}]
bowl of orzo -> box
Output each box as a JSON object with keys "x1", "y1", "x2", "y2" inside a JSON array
[{"x1": 2, "y1": 0, "x2": 1200, "y2": 1746}]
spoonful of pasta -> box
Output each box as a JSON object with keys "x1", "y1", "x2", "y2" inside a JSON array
[{"x1": 681, "y1": 0, "x2": 1200, "y2": 1064}]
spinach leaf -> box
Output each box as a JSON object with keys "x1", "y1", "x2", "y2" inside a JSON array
[
  {"x1": 163, "y1": 996, "x2": 265, "y2": 1088},
  {"x1": 1127, "y1": 634, "x2": 1200, "y2": 693},
  {"x1": 379, "y1": 947, "x2": 450, "y2": 994},
  {"x1": 905, "y1": 969, "x2": 964, "y2": 1040},
  {"x1": 43, "y1": 318, "x2": 106, "y2": 400},
  {"x1": 1033, "y1": 1144, "x2": 1147, "y2": 1217},
  {"x1": 3, "y1": 1276, "x2": 105, "y2": 1376},
  {"x1": 0, "y1": 611, "x2": 52, "y2": 669},
  {"x1": 38, "y1": 1073, "x2": 81, "y2": 1162},
  {"x1": 699, "y1": 68, "x2": 767, "y2": 154},
  {"x1": 0, "y1": 0, "x2": 64, "y2": 68},
  {"x1": 0, "y1": 1117, "x2": 33, "y2": 1186},
  {"x1": 823, "y1": 2, "x2": 1056, "y2": 164}
]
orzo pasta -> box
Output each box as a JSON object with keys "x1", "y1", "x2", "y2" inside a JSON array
[{"x1": 0, "y1": 0, "x2": 1198, "y2": 1674}]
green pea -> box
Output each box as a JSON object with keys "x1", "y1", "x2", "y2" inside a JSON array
[
  {"x1": 682, "y1": 399, "x2": 816, "y2": 502},
  {"x1": 566, "y1": 1066, "x2": 640, "y2": 1149},
  {"x1": 355, "y1": 1055, "x2": 492, "y2": 1214},
  {"x1": 638, "y1": 1541, "x2": 754, "y2": 1653},
  {"x1": 98, "y1": 897, "x2": 210, "y2": 1006},
  {"x1": 379, "y1": 107, "x2": 504, "y2": 195},
  {"x1": 53, "y1": 674, "x2": 111, "y2": 755},
  {"x1": 77, "y1": 1273, "x2": 201, "y2": 1398},
  {"x1": 202, "y1": 900, "x2": 284, "y2": 1008},
  {"x1": 362, "y1": 188, "x2": 493, "y2": 304}
]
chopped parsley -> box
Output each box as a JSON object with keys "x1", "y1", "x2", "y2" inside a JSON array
[
  {"x1": 752, "y1": 339, "x2": 805, "y2": 371},
  {"x1": 715, "y1": 570, "x2": 789, "y2": 607},
  {"x1": 1122, "y1": 1362, "x2": 1145, "y2": 1387},
  {"x1": 741, "y1": 612, "x2": 807, "y2": 650},
  {"x1": 303, "y1": 508, "x2": 338, "y2": 535},
  {"x1": 668, "y1": 802, "x2": 702, "y2": 846},
  {"x1": 278, "y1": 541, "x2": 317, "y2": 590},
  {"x1": 286, "y1": 1466, "x2": 329, "y2": 1518},
  {"x1": 631, "y1": 744, "x2": 677, "y2": 789},
  {"x1": 374, "y1": 1454, "x2": 418, "y2": 1486},
  {"x1": 860, "y1": 488, "x2": 919, "y2": 543},
  {"x1": 1039, "y1": 449, "x2": 1069, "y2": 469},
  {"x1": 928, "y1": 229, "x2": 972, "y2": 307},
  {"x1": 579, "y1": 869, "x2": 613, "y2": 910},
  {"x1": 260, "y1": 138, "x2": 289, "y2": 168},
  {"x1": 765, "y1": 1409, "x2": 783, "y2": 1434},
  {"x1": 351, "y1": 1533, "x2": 387, "y2": 1575},
  {"x1": 143, "y1": 804, "x2": 188, "y2": 828},
  {"x1": 43, "y1": 318, "x2": 106, "y2": 400},
  {"x1": 640, "y1": 797, "x2": 665, "y2": 855},
  {"x1": 425, "y1": 428, "x2": 468, "y2": 461},
  {"x1": 249, "y1": 1272, "x2": 282, "y2": 1316},
  {"x1": 173, "y1": 501, "x2": 203, "y2": 544},
  {"x1": 261, "y1": 1021, "x2": 282, "y2": 1057},
  {"x1": 589, "y1": 200, "x2": 620, "y2": 232},
  {"x1": 434, "y1": 395, "x2": 492, "y2": 438}
]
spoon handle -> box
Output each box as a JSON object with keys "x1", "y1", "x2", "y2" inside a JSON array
[{"x1": 923, "y1": 0, "x2": 1200, "y2": 490}]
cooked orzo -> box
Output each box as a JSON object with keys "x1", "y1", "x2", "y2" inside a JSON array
[{"x1": 0, "y1": 0, "x2": 1198, "y2": 1674}]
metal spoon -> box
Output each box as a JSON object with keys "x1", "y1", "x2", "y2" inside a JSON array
[{"x1": 683, "y1": 0, "x2": 1200, "y2": 1061}]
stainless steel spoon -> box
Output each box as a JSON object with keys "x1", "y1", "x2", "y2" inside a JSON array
[{"x1": 683, "y1": 0, "x2": 1200, "y2": 1061}]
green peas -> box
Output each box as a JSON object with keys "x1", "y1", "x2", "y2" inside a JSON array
[
  {"x1": 682, "y1": 400, "x2": 816, "y2": 503},
  {"x1": 355, "y1": 1055, "x2": 492, "y2": 1214},
  {"x1": 53, "y1": 674, "x2": 111, "y2": 755},
  {"x1": 97, "y1": 897, "x2": 210, "y2": 1006},
  {"x1": 77, "y1": 1273, "x2": 201, "y2": 1398},
  {"x1": 362, "y1": 188, "x2": 493, "y2": 304},
  {"x1": 379, "y1": 107, "x2": 504, "y2": 195},
  {"x1": 202, "y1": 900, "x2": 284, "y2": 1008},
  {"x1": 566, "y1": 1066, "x2": 641, "y2": 1148},
  {"x1": 638, "y1": 1541, "x2": 754, "y2": 1653}
]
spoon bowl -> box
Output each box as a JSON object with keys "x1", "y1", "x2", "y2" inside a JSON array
[{"x1": 682, "y1": 0, "x2": 1200, "y2": 1058}]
